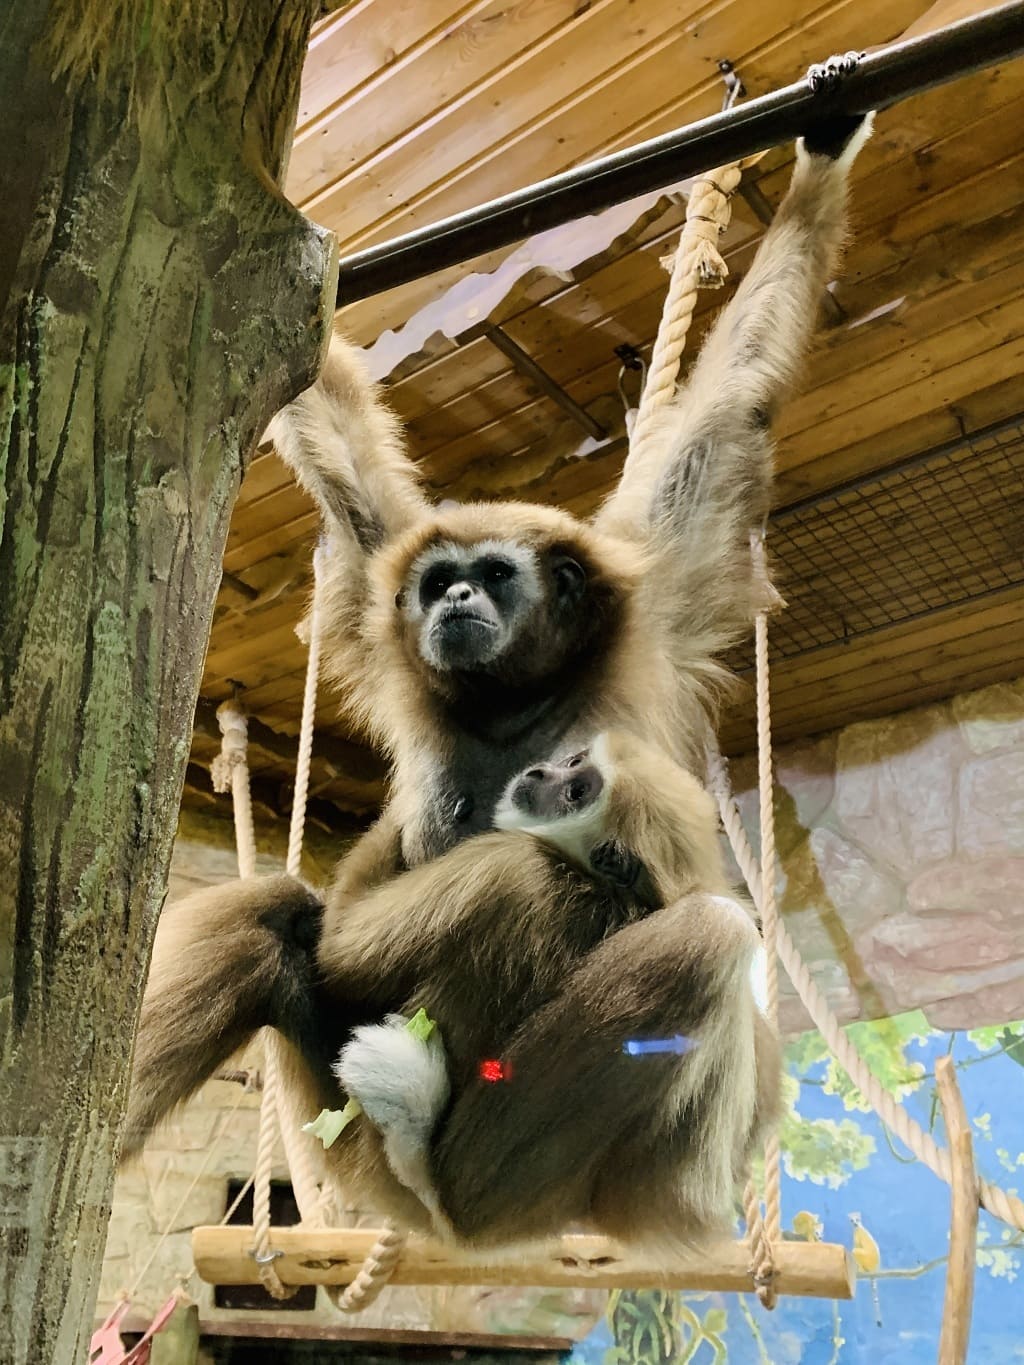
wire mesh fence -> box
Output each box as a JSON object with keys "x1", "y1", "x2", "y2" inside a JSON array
[{"x1": 724, "y1": 415, "x2": 1024, "y2": 672}]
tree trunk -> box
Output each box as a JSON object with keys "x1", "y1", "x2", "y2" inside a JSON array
[{"x1": 0, "y1": 6, "x2": 336, "y2": 1361}]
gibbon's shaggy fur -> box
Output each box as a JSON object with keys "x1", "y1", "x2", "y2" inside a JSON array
[
  {"x1": 124, "y1": 113, "x2": 870, "y2": 1171},
  {"x1": 266, "y1": 116, "x2": 872, "y2": 870},
  {"x1": 139, "y1": 732, "x2": 781, "y2": 1250}
]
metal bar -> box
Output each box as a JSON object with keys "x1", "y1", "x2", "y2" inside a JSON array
[
  {"x1": 336, "y1": 2, "x2": 1024, "y2": 305},
  {"x1": 479, "y1": 323, "x2": 607, "y2": 439}
]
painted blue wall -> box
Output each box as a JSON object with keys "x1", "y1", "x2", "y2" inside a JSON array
[{"x1": 568, "y1": 1018, "x2": 1024, "y2": 1364}]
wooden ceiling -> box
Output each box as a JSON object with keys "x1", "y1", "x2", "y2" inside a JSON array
[{"x1": 190, "y1": 0, "x2": 1024, "y2": 830}]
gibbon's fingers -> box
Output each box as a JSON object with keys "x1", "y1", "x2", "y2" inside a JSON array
[
  {"x1": 122, "y1": 875, "x2": 324, "y2": 1158},
  {"x1": 432, "y1": 893, "x2": 760, "y2": 1245},
  {"x1": 264, "y1": 332, "x2": 429, "y2": 556}
]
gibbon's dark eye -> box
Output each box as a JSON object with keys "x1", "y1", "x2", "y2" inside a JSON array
[
  {"x1": 478, "y1": 557, "x2": 515, "y2": 586},
  {"x1": 562, "y1": 750, "x2": 588, "y2": 769},
  {"x1": 420, "y1": 563, "x2": 455, "y2": 604},
  {"x1": 565, "y1": 780, "x2": 587, "y2": 805}
]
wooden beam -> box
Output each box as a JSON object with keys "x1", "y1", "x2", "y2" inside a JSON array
[
  {"x1": 936, "y1": 1057, "x2": 979, "y2": 1365},
  {"x1": 192, "y1": 1227, "x2": 856, "y2": 1300},
  {"x1": 126, "y1": 1318, "x2": 573, "y2": 1351}
]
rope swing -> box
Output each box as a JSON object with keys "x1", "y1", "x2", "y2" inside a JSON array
[{"x1": 192, "y1": 137, "x2": 1022, "y2": 1336}]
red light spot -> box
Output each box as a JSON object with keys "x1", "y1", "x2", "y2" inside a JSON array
[{"x1": 479, "y1": 1058, "x2": 507, "y2": 1083}]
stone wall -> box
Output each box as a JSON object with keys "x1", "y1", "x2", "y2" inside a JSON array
[{"x1": 729, "y1": 674, "x2": 1024, "y2": 1035}]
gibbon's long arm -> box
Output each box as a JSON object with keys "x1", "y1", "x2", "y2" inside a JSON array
[
  {"x1": 431, "y1": 891, "x2": 761, "y2": 1245},
  {"x1": 596, "y1": 116, "x2": 872, "y2": 659},
  {"x1": 265, "y1": 334, "x2": 428, "y2": 561}
]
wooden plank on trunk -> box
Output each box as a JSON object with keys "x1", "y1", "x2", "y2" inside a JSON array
[{"x1": 936, "y1": 1056, "x2": 979, "y2": 1365}]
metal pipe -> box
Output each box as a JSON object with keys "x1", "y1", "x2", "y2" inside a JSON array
[
  {"x1": 479, "y1": 324, "x2": 607, "y2": 440},
  {"x1": 336, "y1": 2, "x2": 1024, "y2": 305}
]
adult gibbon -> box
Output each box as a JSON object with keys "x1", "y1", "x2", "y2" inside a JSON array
[
  {"x1": 138, "y1": 732, "x2": 779, "y2": 1248},
  {"x1": 125, "y1": 110, "x2": 871, "y2": 1166}
]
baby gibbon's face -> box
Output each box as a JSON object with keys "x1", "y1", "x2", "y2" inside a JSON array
[{"x1": 498, "y1": 749, "x2": 602, "y2": 824}]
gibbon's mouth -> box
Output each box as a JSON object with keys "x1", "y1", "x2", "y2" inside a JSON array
[{"x1": 433, "y1": 610, "x2": 497, "y2": 632}]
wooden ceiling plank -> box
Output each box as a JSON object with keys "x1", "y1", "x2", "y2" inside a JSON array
[
  {"x1": 762, "y1": 595, "x2": 1024, "y2": 711},
  {"x1": 236, "y1": 450, "x2": 296, "y2": 507},
  {"x1": 779, "y1": 329, "x2": 1024, "y2": 481},
  {"x1": 307, "y1": 0, "x2": 709, "y2": 239},
  {"x1": 321, "y1": 0, "x2": 924, "y2": 256},
  {"x1": 777, "y1": 370, "x2": 1024, "y2": 503},
  {"x1": 222, "y1": 511, "x2": 319, "y2": 576},
  {"x1": 379, "y1": 196, "x2": 697, "y2": 414},
  {"x1": 441, "y1": 234, "x2": 1024, "y2": 492},
  {"x1": 291, "y1": 0, "x2": 607, "y2": 208},
  {"x1": 399, "y1": 224, "x2": 756, "y2": 444},
  {"x1": 779, "y1": 286, "x2": 1024, "y2": 445},
  {"x1": 295, "y1": 0, "x2": 480, "y2": 133},
  {"x1": 720, "y1": 656, "x2": 1024, "y2": 752},
  {"x1": 761, "y1": 643, "x2": 1023, "y2": 734}
]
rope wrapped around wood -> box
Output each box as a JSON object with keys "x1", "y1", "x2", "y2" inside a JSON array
[{"x1": 214, "y1": 701, "x2": 296, "y2": 1301}]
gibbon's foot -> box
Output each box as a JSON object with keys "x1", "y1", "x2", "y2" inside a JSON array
[{"x1": 334, "y1": 1017, "x2": 450, "y2": 1174}]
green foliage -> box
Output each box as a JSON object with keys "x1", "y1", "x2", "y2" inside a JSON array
[
  {"x1": 772, "y1": 1064, "x2": 875, "y2": 1189},
  {"x1": 967, "y1": 1021, "x2": 1024, "y2": 1067},
  {"x1": 779, "y1": 1110, "x2": 875, "y2": 1187},
  {"x1": 976, "y1": 1226, "x2": 1022, "y2": 1282},
  {"x1": 604, "y1": 1291, "x2": 730, "y2": 1364},
  {"x1": 823, "y1": 1012, "x2": 931, "y2": 1111}
]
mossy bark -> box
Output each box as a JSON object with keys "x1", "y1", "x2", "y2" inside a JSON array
[{"x1": 0, "y1": 5, "x2": 336, "y2": 1361}]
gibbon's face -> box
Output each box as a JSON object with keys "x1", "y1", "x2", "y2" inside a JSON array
[
  {"x1": 500, "y1": 748, "x2": 603, "y2": 824},
  {"x1": 398, "y1": 537, "x2": 588, "y2": 677}
]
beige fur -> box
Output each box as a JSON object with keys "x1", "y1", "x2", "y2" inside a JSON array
[
  {"x1": 127, "y1": 123, "x2": 868, "y2": 1238},
  {"x1": 315, "y1": 730, "x2": 780, "y2": 1249}
]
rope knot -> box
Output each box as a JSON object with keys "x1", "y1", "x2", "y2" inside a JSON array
[{"x1": 211, "y1": 702, "x2": 250, "y2": 793}]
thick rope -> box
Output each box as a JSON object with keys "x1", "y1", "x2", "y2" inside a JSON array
[
  {"x1": 282, "y1": 545, "x2": 407, "y2": 1311},
  {"x1": 213, "y1": 702, "x2": 295, "y2": 1299},
  {"x1": 628, "y1": 156, "x2": 781, "y2": 1304},
  {"x1": 750, "y1": 535, "x2": 782, "y2": 1307},
  {"x1": 706, "y1": 747, "x2": 1024, "y2": 1235},
  {"x1": 211, "y1": 702, "x2": 257, "y2": 880},
  {"x1": 286, "y1": 543, "x2": 326, "y2": 880},
  {"x1": 628, "y1": 163, "x2": 743, "y2": 462}
]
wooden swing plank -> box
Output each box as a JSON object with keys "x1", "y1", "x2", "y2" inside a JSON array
[{"x1": 191, "y1": 1227, "x2": 856, "y2": 1300}]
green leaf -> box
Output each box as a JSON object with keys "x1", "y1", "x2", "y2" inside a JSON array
[
  {"x1": 302, "y1": 1097, "x2": 362, "y2": 1148},
  {"x1": 967, "y1": 1020, "x2": 1023, "y2": 1053},
  {"x1": 405, "y1": 1007, "x2": 437, "y2": 1042}
]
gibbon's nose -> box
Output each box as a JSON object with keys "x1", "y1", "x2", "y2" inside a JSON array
[{"x1": 446, "y1": 581, "x2": 475, "y2": 604}]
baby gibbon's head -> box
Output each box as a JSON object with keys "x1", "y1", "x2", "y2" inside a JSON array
[{"x1": 494, "y1": 730, "x2": 726, "y2": 906}]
